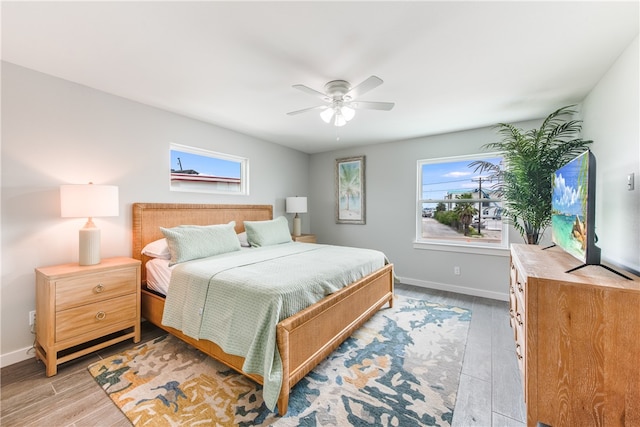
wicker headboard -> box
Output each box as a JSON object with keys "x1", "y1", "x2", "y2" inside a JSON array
[{"x1": 132, "y1": 203, "x2": 273, "y2": 282}]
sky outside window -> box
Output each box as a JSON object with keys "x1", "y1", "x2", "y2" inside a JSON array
[
  {"x1": 422, "y1": 157, "x2": 502, "y2": 200},
  {"x1": 171, "y1": 149, "x2": 241, "y2": 178}
]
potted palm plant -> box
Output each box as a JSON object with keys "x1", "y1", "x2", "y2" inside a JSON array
[{"x1": 472, "y1": 105, "x2": 593, "y2": 245}]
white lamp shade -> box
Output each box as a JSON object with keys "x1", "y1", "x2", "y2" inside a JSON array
[
  {"x1": 60, "y1": 184, "x2": 119, "y2": 218},
  {"x1": 286, "y1": 196, "x2": 307, "y2": 214},
  {"x1": 342, "y1": 106, "x2": 355, "y2": 121},
  {"x1": 320, "y1": 108, "x2": 334, "y2": 123}
]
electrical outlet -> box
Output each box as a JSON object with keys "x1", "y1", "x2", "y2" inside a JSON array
[
  {"x1": 29, "y1": 310, "x2": 36, "y2": 326},
  {"x1": 454, "y1": 266, "x2": 461, "y2": 275}
]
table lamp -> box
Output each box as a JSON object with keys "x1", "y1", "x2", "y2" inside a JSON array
[
  {"x1": 60, "y1": 183, "x2": 119, "y2": 265},
  {"x1": 286, "y1": 196, "x2": 307, "y2": 237}
]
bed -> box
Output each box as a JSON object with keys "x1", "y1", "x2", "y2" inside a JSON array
[{"x1": 132, "y1": 203, "x2": 394, "y2": 415}]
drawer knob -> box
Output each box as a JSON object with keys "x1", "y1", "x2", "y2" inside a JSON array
[
  {"x1": 94, "y1": 284, "x2": 105, "y2": 293},
  {"x1": 95, "y1": 311, "x2": 106, "y2": 321}
]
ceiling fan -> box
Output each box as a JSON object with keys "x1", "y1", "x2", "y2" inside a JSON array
[{"x1": 287, "y1": 75, "x2": 394, "y2": 127}]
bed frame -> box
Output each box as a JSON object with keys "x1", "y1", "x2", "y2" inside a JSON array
[{"x1": 132, "y1": 203, "x2": 394, "y2": 415}]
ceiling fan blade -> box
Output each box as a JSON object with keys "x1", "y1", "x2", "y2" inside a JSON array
[
  {"x1": 286, "y1": 105, "x2": 328, "y2": 116},
  {"x1": 292, "y1": 84, "x2": 329, "y2": 101},
  {"x1": 346, "y1": 75, "x2": 383, "y2": 99},
  {"x1": 350, "y1": 101, "x2": 395, "y2": 111}
]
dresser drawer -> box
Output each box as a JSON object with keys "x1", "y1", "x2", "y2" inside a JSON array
[
  {"x1": 509, "y1": 280, "x2": 517, "y2": 331},
  {"x1": 55, "y1": 268, "x2": 137, "y2": 310},
  {"x1": 55, "y1": 294, "x2": 137, "y2": 342},
  {"x1": 515, "y1": 333, "x2": 526, "y2": 391},
  {"x1": 514, "y1": 270, "x2": 526, "y2": 323},
  {"x1": 511, "y1": 261, "x2": 527, "y2": 401}
]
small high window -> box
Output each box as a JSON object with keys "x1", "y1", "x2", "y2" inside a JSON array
[{"x1": 170, "y1": 143, "x2": 249, "y2": 195}]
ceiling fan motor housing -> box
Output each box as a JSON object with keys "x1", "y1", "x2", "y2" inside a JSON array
[{"x1": 324, "y1": 80, "x2": 351, "y2": 100}]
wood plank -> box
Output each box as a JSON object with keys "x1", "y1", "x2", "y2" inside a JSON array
[{"x1": 452, "y1": 373, "x2": 493, "y2": 427}]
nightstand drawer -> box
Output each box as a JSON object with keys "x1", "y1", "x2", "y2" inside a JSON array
[
  {"x1": 56, "y1": 294, "x2": 137, "y2": 342},
  {"x1": 56, "y1": 268, "x2": 137, "y2": 310}
]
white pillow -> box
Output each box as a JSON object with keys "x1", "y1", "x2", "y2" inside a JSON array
[
  {"x1": 141, "y1": 238, "x2": 171, "y2": 259},
  {"x1": 244, "y1": 216, "x2": 292, "y2": 247},
  {"x1": 237, "y1": 231, "x2": 251, "y2": 247}
]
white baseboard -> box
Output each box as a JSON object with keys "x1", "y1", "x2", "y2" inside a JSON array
[
  {"x1": 397, "y1": 276, "x2": 508, "y2": 301},
  {"x1": 1, "y1": 345, "x2": 37, "y2": 369}
]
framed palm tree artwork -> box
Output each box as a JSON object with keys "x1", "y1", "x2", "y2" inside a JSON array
[{"x1": 336, "y1": 155, "x2": 365, "y2": 224}]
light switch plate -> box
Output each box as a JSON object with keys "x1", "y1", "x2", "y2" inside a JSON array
[{"x1": 628, "y1": 173, "x2": 635, "y2": 191}]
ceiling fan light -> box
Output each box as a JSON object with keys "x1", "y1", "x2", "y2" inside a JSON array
[
  {"x1": 334, "y1": 114, "x2": 347, "y2": 127},
  {"x1": 341, "y1": 106, "x2": 355, "y2": 121},
  {"x1": 320, "y1": 108, "x2": 334, "y2": 123}
]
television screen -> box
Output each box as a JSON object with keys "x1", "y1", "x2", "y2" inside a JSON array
[{"x1": 551, "y1": 150, "x2": 600, "y2": 265}]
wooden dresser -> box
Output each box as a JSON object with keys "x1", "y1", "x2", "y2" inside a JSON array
[
  {"x1": 509, "y1": 244, "x2": 640, "y2": 427},
  {"x1": 35, "y1": 257, "x2": 141, "y2": 376}
]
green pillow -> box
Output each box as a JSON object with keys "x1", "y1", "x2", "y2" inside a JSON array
[
  {"x1": 161, "y1": 221, "x2": 241, "y2": 266},
  {"x1": 244, "y1": 216, "x2": 292, "y2": 247}
]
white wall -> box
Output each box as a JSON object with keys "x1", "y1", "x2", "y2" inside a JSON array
[
  {"x1": 582, "y1": 36, "x2": 640, "y2": 274},
  {"x1": 0, "y1": 62, "x2": 310, "y2": 366}
]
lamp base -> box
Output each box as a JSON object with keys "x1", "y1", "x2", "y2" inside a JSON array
[
  {"x1": 293, "y1": 216, "x2": 302, "y2": 237},
  {"x1": 79, "y1": 219, "x2": 101, "y2": 266}
]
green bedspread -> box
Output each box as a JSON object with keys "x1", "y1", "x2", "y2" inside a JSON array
[{"x1": 161, "y1": 242, "x2": 387, "y2": 411}]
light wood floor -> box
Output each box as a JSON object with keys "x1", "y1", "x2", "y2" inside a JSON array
[{"x1": 1, "y1": 283, "x2": 525, "y2": 426}]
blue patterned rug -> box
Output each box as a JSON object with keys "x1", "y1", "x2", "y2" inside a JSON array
[{"x1": 88, "y1": 296, "x2": 471, "y2": 426}]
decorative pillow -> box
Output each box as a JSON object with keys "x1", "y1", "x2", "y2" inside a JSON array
[
  {"x1": 237, "y1": 231, "x2": 251, "y2": 247},
  {"x1": 244, "y1": 216, "x2": 292, "y2": 247},
  {"x1": 160, "y1": 221, "x2": 241, "y2": 266},
  {"x1": 141, "y1": 238, "x2": 171, "y2": 259}
]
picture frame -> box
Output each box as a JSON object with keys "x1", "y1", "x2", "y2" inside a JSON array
[
  {"x1": 169, "y1": 143, "x2": 249, "y2": 195},
  {"x1": 335, "y1": 155, "x2": 366, "y2": 224}
]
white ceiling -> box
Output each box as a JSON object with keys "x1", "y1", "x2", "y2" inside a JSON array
[{"x1": 2, "y1": 1, "x2": 638, "y2": 154}]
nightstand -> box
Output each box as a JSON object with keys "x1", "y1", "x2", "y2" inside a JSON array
[
  {"x1": 34, "y1": 257, "x2": 141, "y2": 376},
  {"x1": 292, "y1": 234, "x2": 317, "y2": 243}
]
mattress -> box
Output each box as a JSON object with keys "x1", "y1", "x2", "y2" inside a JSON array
[{"x1": 145, "y1": 258, "x2": 173, "y2": 296}]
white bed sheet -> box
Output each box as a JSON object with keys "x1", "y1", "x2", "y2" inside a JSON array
[
  {"x1": 146, "y1": 258, "x2": 174, "y2": 296},
  {"x1": 146, "y1": 247, "x2": 253, "y2": 295}
]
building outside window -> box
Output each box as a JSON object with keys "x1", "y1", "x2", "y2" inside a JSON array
[{"x1": 416, "y1": 153, "x2": 507, "y2": 250}]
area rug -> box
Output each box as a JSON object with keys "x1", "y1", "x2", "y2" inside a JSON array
[{"x1": 88, "y1": 296, "x2": 471, "y2": 426}]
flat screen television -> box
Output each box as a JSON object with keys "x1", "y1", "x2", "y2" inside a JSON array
[
  {"x1": 550, "y1": 150, "x2": 630, "y2": 279},
  {"x1": 551, "y1": 150, "x2": 600, "y2": 267}
]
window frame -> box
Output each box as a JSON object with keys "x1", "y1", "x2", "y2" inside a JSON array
[
  {"x1": 169, "y1": 143, "x2": 249, "y2": 195},
  {"x1": 415, "y1": 153, "x2": 509, "y2": 255}
]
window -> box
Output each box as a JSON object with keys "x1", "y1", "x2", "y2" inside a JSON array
[
  {"x1": 416, "y1": 153, "x2": 507, "y2": 250},
  {"x1": 169, "y1": 143, "x2": 249, "y2": 195}
]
